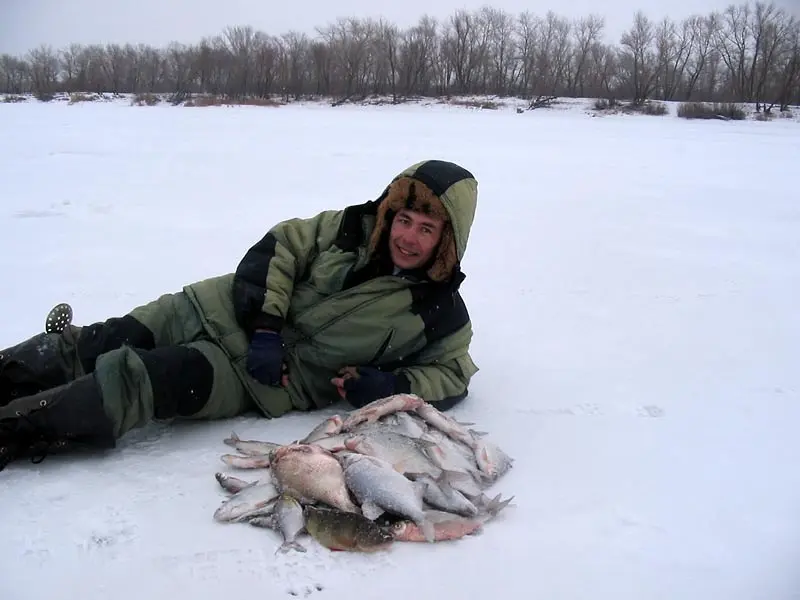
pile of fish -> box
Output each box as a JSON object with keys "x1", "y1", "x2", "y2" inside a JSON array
[{"x1": 211, "y1": 393, "x2": 515, "y2": 553}]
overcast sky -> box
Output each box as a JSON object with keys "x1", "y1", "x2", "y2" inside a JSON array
[{"x1": 1, "y1": 0, "x2": 799, "y2": 56}]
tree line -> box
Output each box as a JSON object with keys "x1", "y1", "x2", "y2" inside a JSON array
[{"x1": 2, "y1": 0, "x2": 798, "y2": 111}]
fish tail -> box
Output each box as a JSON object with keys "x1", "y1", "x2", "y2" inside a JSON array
[
  {"x1": 223, "y1": 431, "x2": 241, "y2": 447},
  {"x1": 276, "y1": 540, "x2": 307, "y2": 554}
]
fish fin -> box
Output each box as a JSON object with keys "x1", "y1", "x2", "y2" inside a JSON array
[
  {"x1": 360, "y1": 501, "x2": 384, "y2": 520},
  {"x1": 223, "y1": 431, "x2": 241, "y2": 447},
  {"x1": 415, "y1": 437, "x2": 439, "y2": 450},
  {"x1": 437, "y1": 470, "x2": 474, "y2": 487},
  {"x1": 247, "y1": 515, "x2": 277, "y2": 529},
  {"x1": 468, "y1": 429, "x2": 489, "y2": 437},
  {"x1": 276, "y1": 540, "x2": 307, "y2": 554},
  {"x1": 411, "y1": 480, "x2": 428, "y2": 504},
  {"x1": 418, "y1": 518, "x2": 436, "y2": 543}
]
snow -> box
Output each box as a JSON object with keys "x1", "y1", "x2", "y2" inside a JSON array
[{"x1": 1, "y1": 97, "x2": 799, "y2": 600}]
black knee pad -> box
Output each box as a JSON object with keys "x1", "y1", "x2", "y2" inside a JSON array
[
  {"x1": 78, "y1": 316, "x2": 157, "y2": 373},
  {"x1": 134, "y1": 346, "x2": 214, "y2": 418}
]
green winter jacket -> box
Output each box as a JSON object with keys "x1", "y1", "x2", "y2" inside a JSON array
[{"x1": 182, "y1": 160, "x2": 479, "y2": 418}]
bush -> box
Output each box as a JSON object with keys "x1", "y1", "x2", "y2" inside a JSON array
[
  {"x1": 593, "y1": 98, "x2": 620, "y2": 111},
  {"x1": 639, "y1": 101, "x2": 668, "y2": 116},
  {"x1": 184, "y1": 94, "x2": 282, "y2": 107},
  {"x1": 677, "y1": 102, "x2": 746, "y2": 120},
  {"x1": 442, "y1": 97, "x2": 501, "y2": 110},
  {"x1": 2, "y1": 95, "x2": 27, "y2": 103},
  {"x1": 132, "y1": 92, "x2": 161, "y2": 106},
  {"x1": 68, "y1": 92, "x2": 97, "y2": 104}
]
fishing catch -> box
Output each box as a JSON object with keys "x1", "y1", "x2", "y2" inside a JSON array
[{"x1": 210, "y1": 393, "x2": 515, "y2": 553}]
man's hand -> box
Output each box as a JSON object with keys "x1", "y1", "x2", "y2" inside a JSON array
[
  {"x1": 246, "y1": 329, "x2": 285, "y2": 386},
  {"x1": 331, "y1": 366, "x2": 397, "y2": 408}
]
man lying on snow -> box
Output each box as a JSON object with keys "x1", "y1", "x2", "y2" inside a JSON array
[{"x1": 0, "y1": 159, "x2": 480, "y2": 471}]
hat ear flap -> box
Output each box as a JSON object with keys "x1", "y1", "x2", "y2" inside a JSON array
[
  {"x1": 427, "y1": 224, "x2": 458, "y2": 283},
  {"x1": 368, "y1": 200, "x2": 393, "y2": 259}
]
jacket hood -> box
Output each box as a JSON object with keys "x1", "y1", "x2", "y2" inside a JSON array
[{"x1": 366, "y1": 159, "x2": 478, "y2": 282}]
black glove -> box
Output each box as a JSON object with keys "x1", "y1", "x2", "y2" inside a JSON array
[
  {"x1": 342, "y1": 366, "x2": 397, "y2": 408},
  {"x1": 246, "y1": 330, "x2": 284, "y2": 386}
]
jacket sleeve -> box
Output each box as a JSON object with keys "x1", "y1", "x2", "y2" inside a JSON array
[
  {"x1": 233, "y1": 209, "x2": 344, "y2": 334},
  {"x1": 392, "y1": 322, "x2": 479, "y2": 410}
]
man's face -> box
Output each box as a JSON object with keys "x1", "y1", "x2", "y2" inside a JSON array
[{"x1": 388, "y1": 208, "x2": 446, "y2": 271}]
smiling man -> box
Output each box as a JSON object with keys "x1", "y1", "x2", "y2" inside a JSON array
[{"x1": 0, "y1": 159, "x2": 480, "y2": 469}]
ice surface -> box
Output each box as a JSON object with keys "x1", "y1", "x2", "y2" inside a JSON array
[{"x1": 1, "y1": 97, "x2": 798, "y2": 600}]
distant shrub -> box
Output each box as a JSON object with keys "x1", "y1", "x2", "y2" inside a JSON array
[
  {"x1": 132, "y1": 93, "x2": 161, "y2": 106},
  {"x1": 443, "y1": 97, "x2": 501, "y2": 110},
  {"x1": 593, "y1": 98, "x2": 620, "y2": 111},
  {"x1": 754, "y1": 110, "x2": 774, "y2": 121},
  {"x1": 68, "y1": 92, "x2": 97, "y2": 104},
  {"x1": 677, "y1": 102, "x2": 746, "y2": 120},
  {"x1": 640, "y1": 101, "x2": 668, "y2": 116},
  {"x1": 2, "y1": 95, "x2": 26, "y2": 103},
  {"x1": 184, "y1": 94, "x2": 282, "y2": 107},
  {"x1": 35, "y1": 91, "x2": 55, "y2": 102}
]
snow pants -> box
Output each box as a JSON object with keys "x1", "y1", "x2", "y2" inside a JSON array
[{"x1": 47, "y1": 292, "x2": 255, "y2": 440}]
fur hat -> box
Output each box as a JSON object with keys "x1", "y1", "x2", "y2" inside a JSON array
[{"x1": 367, "y1": 176, "x2": 458, "y2": 282}]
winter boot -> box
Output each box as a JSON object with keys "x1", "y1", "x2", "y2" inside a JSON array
[
  {"x1": 0, "y1": 372, "x2": 117, "y2": 471},
  {"x1": 0, "y1": 303, "x2": 79, "y2": 406}
]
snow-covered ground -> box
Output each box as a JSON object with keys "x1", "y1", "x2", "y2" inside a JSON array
[{"x1": 1, "y1": 98, "x2": 798, "y2": 600}]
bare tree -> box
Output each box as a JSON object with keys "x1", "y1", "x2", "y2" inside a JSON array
[
  {"x1": 570, "y1": 15, "x2": 605, "y2": 96},
  {"x1": 619, "y1": 11, "x2": 659, "y2": 104},
  {"x1": 27, "y1": 45, "x2": 60, "y2": 96},
  {"x1": 1, "y1": 2, "x2": 798, "y2": 108},
  {"x1": 684, "y1": 14, "x2": 720, "y2": 99}
]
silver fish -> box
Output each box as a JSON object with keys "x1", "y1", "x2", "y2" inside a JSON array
[
  {"x1": 213, "y1": 479, "x2": 280, "y2": 522},
  {"x1": 338, "y1": 452, "x2": 435, "y2": 542},
  {"x1": 215, "y1": 472, "x2": 255, "y2": 495},
  {"x1": 406, "y1": 471, "x2": 480, "y2": 517},
  {"x1": 343, "y1": 430, "x2": 440, "y2": 477},
  {"x1": 248, "y1": 494, "x2": 307, "y2": 553},
  {"x1": 341, "y1": 394, "x2": 425, "y2": 431},
  {"x1": 223, "y1": 432, "x2": 281, "y2": 457},
  {"x1": 220, "y1": 454, "x2": 272, "y2": 469},
  {"x1": 301, "y1": 415, "x2": 344, "y2": 443}
]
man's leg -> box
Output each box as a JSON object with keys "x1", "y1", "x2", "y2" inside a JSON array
[
  {"x1": 96, "y1": 340, "x2": 253, "y2": 439},
  {"x1": 0, "y1": 339, "x2": 253, "y2": 470},
  {"x1": 1, "y1": 292, "x2": 207, "y2": 405}
]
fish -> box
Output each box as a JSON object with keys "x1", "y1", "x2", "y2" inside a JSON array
[
  {"x1": 405, "y1": 472, "x2": 480, "y2": 517},
  {"x1": 413, "y1": 402, "x2": 477, "y2": 449},
  {"x1": 338, "y1": 452, "x2": 435, "y2": 542},
  {"x1": 301, "y1": 415, "x2": 344, "y2": 443},
  {"x1": 412, "y1": 403, "x2": 514, "y2": 480},
  {"x1": 215, "y1": 472, "x2": 255, "y2": 495},
  {"x1": 343, "y1": 429, "x2": 441, "y2": 477},
  {"x1": 248, "y1": 494, "x2": 307, "y2": 553},
  {"x1": 391, "y1": 494, "x2": 515, "y2": 542},
  {"x1": 213, "y1": 479, "x2": 280, "y2": 522},
  {"x1": 304, "y1": 504, "x2": 394, "y2": 552},
  {"x1": 269, "y1": 443, "x2": 360, "y2": 513},
  {"x1": 223, "y1": 432, "x2": 281, "y2": 457},
  {"x1": 471, "y1": 438, "x2": 515, "y2": 481},
  {"x1": 341, "y1": 393, "x2": 425, "y2": 432},
  {"x1": 220, "y1": 454, "x2": 272, "y2": 469},
  {"x1": 306, "y1": 433, "x2": 350, "y2": 453},
  {"x1": 211, "y1": 394, "x2": 515, "y2": 549}
]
